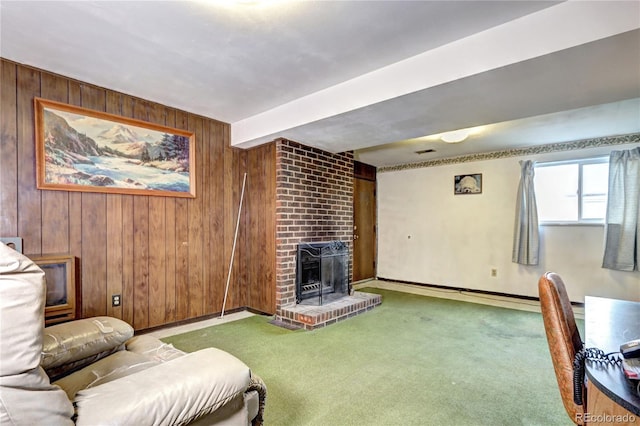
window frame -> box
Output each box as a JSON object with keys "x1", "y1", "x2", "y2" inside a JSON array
[{"x1": 534, "y1": 156, "x2": 609, "y2": 226}]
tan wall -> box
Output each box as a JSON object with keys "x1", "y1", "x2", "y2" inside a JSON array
[
  {"x1": 377, "y1": 140, "x2": 640, "y2": 302},
  {"x1": 0, "y1": 59, "x2": 256, "y2": 330}
]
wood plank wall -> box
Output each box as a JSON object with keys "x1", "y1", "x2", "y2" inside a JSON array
[
  {"x1": 244, "y1": 143, "x2": 277, "y2": 314},
  {"x1": 0, "y1": 59, "x2": 273, "y2": 329}
]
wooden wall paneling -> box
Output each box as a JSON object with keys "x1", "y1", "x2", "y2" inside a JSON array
[
  {"x1": 121, "y1": 195, "x2": 135, "y2": 325},
  {"x1": 146, "y1": 102, "x2": 167, "y2": 327},
  {"x1": 264, "y1": 143, "x2": 276, "y2": 313},
  {"x1": 163, "y1": 107, "x2": 177, "y2": 324},
  {"x1": 354, "y1": 160, "x2": 376, "y2": 181},
  {"x1": 79, "y1": 83, "x2": 105, "y2": 114},
  {"x1": 67, "y1": 80, "x2": 83, "y2": 318},
  {"x1": 148, "y1": 196, "x2": 166, "y2": 327},
  {"x1": 174, "y1": 110, "x2": 190, "y2": 321},
  {"x1": 0, "y1": 61, "x2": 18, "y2": 237},
  {"x1": 79, "y1": 84, "x2": 107, "y2": 318},
  {"x1": 188, "y1": 115, "x2": 204, "y2": 318},
  {"x1": 234, "y1": 149, "x2": 248, "y2": 307},
  {"x1": 80, "y1": 193, "x2": 107, "y2": 317},
  {"x1": 223, "y1": 128, "x2": 237, "y2": 311},
  {"x1": 200, "y1": 120, "x2": 211, "y2": 313},
  {"x1": 201, "y1": 119, "x2": 212, "y2": 314},
  {"x1": 257, "y1": 146, "x2": 268, "y2": 312},
  {"x1": 246, "y1": 147, "x2": 255, "y2": 310},
  {"x1": 130, "y1": 97, "x2": 154, "y2": 329},
  {"x1": 132, "y1": 196, "x2": 149, "y2": 329},
  {"x1": 268, "y1": 143, "x2": 277, "y2": 312},
  {"x1": 1, "y1": 59, "x2": 243, "y2": 330},
  {"x1": 40, "y1": 72, "x2": 70, "y2": 255},
  {"x1": 175, "y1": 197, "x2": 189, "y2": 321},
  {"x1": 158, "y1": 105, "x2": 171, "y2": 126},
  {"x1": 209, "y1": 120, "x2": 225, "y2": 315},
  {"x1": 233, "y1": 134, "x2": 244, "y2": 309},
  {"x1": 244, "y1": 148, "x2": 252, "y2": 309},
  {"x1": 243, "y1": 148, "x2": 260, "y2": 309},
  {"x1": 164, "y1": 196, "x2": 177, "y2": 323},
  {"x1": 110, "y1": 93, "x2": 136, "y2": 324},
  {"x1": 237, "y1": 152, "x2": 244, "y2": 308},
  {"x1": 103, "y1": 92, "x2": 126, "y2": 320},
  {"x1": 246, "y1": 143, "x2": 276, "y2": 314},
  {"x1": 105, "y1": 195, "x2": 123, "y2": 318},
  {"x1": 16, "y1": 65, "x2": 42, "y2": 255},
  {"x1": 247, "y1": 148, "x2": 260, "y2": 310}
]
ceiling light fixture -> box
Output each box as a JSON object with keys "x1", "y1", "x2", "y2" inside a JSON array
[{"x1": 440, "y1": 130, "x2": 469, "y2": 143}]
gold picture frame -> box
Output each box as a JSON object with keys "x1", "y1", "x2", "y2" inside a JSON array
[{"x1": 34, "y1": 98, "x2": 196, "y2": 198}]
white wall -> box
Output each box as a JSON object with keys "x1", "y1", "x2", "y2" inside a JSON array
[{"x1": 377, "y1": 143, "x2": 640, "y2": 303}]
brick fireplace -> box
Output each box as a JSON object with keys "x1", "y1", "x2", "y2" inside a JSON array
[{"x1": 274, "y1": 139, "x2": 381, "y2": 330}]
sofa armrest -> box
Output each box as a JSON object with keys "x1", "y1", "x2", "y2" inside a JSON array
[
  {"x1": 74, "y1": 347, "x2": 252, "y2": 426},
  {"x1": 125, "y1": 334, "x2": 186, "y2": 362},
  {"x1": 42, "y1": 317, "x2": 133, "y2": 371}
]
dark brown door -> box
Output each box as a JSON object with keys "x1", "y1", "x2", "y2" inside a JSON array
[{"x1": 353, "y1": 177, "x2": 376, "y2": 282}]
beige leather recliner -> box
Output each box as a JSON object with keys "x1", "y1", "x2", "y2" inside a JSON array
[{"x1": 0, "y1": 243, "x2": 266, "y2": 425}]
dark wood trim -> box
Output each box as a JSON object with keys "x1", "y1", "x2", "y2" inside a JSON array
[
  {"x1": 136, "y1": 307, "x2": 248, "y2": 335},
  {"x1": 354, "y1": 160, "x2": 376, "y2": 181}
]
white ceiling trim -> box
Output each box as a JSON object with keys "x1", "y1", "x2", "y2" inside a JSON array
[{"x1": 231, "y1": 1, "x2": 640, "y2": 149}]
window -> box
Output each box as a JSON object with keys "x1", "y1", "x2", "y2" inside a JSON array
[{"x1": 534, "y1": 157, "x2": 609, "y2": 224}]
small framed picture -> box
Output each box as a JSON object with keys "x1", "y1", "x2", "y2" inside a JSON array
[{"x1": 454, "y1": 173, "x2": 482, "y2": 195}]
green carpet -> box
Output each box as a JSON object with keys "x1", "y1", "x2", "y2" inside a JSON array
[{"x1": 162, "y1": 288, "x2": 576, "y2": 425}]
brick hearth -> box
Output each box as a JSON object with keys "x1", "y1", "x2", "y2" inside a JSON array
[{"x1": 278, "y1": 291, "x2": 381, "y2": 330}]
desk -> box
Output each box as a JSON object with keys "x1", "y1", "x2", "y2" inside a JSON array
[{"x1": 585, "y1": 296, "x2": 640, "y2": 424}]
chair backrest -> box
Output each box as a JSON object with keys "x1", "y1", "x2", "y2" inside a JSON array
[
  {"x1": 0, "y1": 243, "x2": 74, "y2": 424},
  {"x1": 538, "y1": 272, "x2": 584, "y2": 425}
]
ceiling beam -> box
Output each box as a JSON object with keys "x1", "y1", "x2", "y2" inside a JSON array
[{"x1": 231, "y1": 1, "x2": 640, "y2": 149}]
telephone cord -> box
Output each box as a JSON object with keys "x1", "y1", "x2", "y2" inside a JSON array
[{"x1": 572, "y1": 347, "x2": 621, "y2": 405}]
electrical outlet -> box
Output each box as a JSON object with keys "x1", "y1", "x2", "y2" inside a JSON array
[
  {"x1": 112, "y1": 294, "x2": 121, "y2": 307},
  {"x1": 490, "y1": 268, "x2": 498, "y2": 277}
]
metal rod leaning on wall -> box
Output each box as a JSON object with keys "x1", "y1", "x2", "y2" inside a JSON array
[{"x1": 220, "y1": 172, "x2": 247, "y2": 320}]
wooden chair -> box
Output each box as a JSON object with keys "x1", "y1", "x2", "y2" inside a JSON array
[{"x1": 538, "y1": 272, "x2": 585, "y2": 425}]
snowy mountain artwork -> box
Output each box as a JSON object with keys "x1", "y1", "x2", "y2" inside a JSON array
[{"x1": 34, "y1": 98, "x2": 195, "y2": 198}]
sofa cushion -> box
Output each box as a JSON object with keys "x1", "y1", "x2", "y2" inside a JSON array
[
  {"x1": 0, "y1": 243, "x2": 46, "y2": 376},
  {"x1": 0, "y1": 243, "x2": 74, "y2": 424},
  {"x1": 125, "y1": 334, "x2": 185, "y2": 362},
  {"x1": 74, "y1": 347, "x2": 252, "y2": 426},
  {"x1": 53, "y1": 350, "x2": 160, "y2": 400},
  {"x1": 42, "y1": 316, "x2": 134, "y2": 374}
]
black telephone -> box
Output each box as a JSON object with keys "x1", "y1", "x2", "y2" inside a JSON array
[
  {"x1": 620, "y1": 340, "x2": 640, "y2": 391},
  {"x1": 573, "y1": 340, "x2": 640, "y2": 404},
  {"x1": 620, "y1": 339, "x2": 640, "y2": 359}
]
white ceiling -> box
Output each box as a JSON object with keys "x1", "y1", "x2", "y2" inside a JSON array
[{"x1": 1, "y1": 1, "x2": 639, "y2": 167}]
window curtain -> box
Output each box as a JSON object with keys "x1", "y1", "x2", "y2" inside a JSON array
[
  {"x1": 602, "y1": 147, "x2": 640, "y2": 271},
  {"x1": 512, "y1": 160, "x2": 539, "y2": 265}
]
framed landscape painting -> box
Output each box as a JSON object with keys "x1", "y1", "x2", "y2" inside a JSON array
[{"x1": 34, "y1": 98, "x2": 196, "y2": 198}]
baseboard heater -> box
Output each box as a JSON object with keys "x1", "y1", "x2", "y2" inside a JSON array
[{"x1": 375, "y1": 277, "x2": 585, "y2": 308}]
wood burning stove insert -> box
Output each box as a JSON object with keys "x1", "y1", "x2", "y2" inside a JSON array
[{"x1": 296, "y1": 241, "x2": 349, "y2": 305}]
